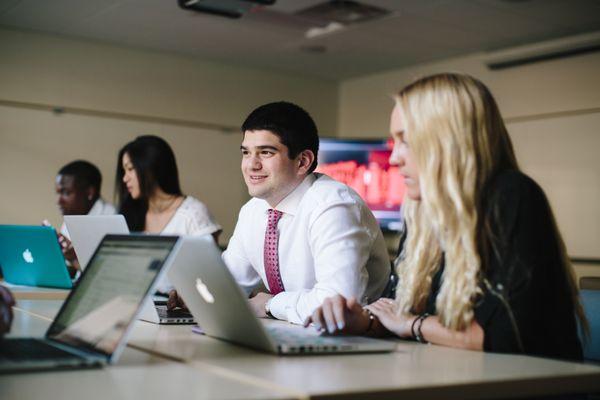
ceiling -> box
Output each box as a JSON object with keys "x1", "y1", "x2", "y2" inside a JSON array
[{"x1": 1, "y1": 0, "x2": 599, "y2": 80}]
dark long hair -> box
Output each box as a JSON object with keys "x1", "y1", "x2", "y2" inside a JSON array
[{"x1": 115, "y1": 135, "x2": 183, "y2": 231}]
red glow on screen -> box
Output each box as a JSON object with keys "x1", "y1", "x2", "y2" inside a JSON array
[{"x1": 316, "y1": 149, "x2": 405, "y2": 211}]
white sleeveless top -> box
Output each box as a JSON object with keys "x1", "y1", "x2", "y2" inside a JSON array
[
  {"x1": 156, "y1": 196, "x2": 221, "y2": 293},
  {"x1": 161, "y1": 196, "x2": 221, "y2": 236}
]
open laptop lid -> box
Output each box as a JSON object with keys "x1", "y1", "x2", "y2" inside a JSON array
[
  {"x1": 64, "y1": 215, "x2": 129, "y2": 269},
  {"x1": 168, "y1": 236, "x2": 277, "y2": 353},
  {"x1": 45, "y1": 234, "x2": 179, "y2": 363},
  {"x1": 0, "y1": 225, "x2": 71, "y2": 288}
]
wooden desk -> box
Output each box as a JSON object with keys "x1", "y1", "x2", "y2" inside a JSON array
[
  {"x1": 13, "y1": 299, "x2": 64, "y2": 319},
  {"x1": 128, "y1": 315, "x2": 600, "y2": 400},
  {"x1": 2, "y1": 282, "x2": 69, "y2": 300},
  {"x1": 8, "y1": 300, "x2": 600, "y2": 400},
  {"x1": 195, "y1": 340, "x2": 600, "y2": 400},
  {"x1": 1, "y1": 303, "x2": 297, "y2": 400}
]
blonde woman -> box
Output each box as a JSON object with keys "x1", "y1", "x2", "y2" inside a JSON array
[{"x1": 306, "y1": 73, "x2": 585, "y2": 360}]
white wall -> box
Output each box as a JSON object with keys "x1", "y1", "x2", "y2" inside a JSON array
[
  {"x1": 2, "y1": 26, "x2": 599, "y2": 262},
  {"x1": 0, "y1": 28, "x2": 339, "y2": 241},
  {"x1": 338, "y1": 50, "x2": 600, "y2": 259}
]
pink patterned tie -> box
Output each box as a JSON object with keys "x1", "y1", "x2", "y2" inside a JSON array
[{"x1": 264, "y1": 209, "x2": 285, "y2": 295}]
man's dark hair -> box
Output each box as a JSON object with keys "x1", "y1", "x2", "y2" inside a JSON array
[
  {"x1": 58, "y1": 160, "x2": 102, "y2": 193},
  {"x1": 241, "y1": 101, "x2": 319, "y2": 173}
]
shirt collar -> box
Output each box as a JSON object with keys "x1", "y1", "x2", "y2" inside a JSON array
[
  {"x1": 269, "y1": 173, "x2": 316, "y2": 217},
  {"x1": 88, "y1": 198, "x2": 104, "y2": 215}
]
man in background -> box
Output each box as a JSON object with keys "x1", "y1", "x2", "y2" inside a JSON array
[{"x1": 53, "y1": 160, "x2": 116, "y2": 272}]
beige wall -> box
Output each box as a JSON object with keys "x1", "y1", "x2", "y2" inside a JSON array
[
  {"x1": 574, "y1": 263, "x2": 600, "y2": 286},
  {"x1": 338, "y1": 50, "x2": 600, "y2": 259},
  {"x1": 2, "y1": 27, "x2": 599, "y2": 260},
  {"x1": 0, "y1": 105, "x2": 245, "y2": 239},
  {"x1": 0, "y1": 28, "x2": 339, "y2": 241}
]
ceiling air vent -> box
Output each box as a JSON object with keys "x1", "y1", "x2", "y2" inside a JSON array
[
  {"x1": 178, "y1": 0, "x2": 276, "y2": 19},
  {"x1": 295, "y1": 0, "x2": 390, "y2": 25},
  {"x1": 293, "y1": 0, "x2": 391, "y2": 39}
]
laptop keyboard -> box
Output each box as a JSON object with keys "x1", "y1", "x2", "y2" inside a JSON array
[
  {"x1": 267, "y1": 325, "x2": 360, "y2": 346},
  {"x1": 264, "y1": 324, "x2": 395, "y2": 354},
  {"x1": 156, "y1": 307, "x2": 193, "y2": 320},
  {"x1": 0, "y1": 339, "x2": 82, "y2": 362}
]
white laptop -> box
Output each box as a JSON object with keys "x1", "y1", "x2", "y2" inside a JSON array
[
  {"x1": 64, "y1": 215, "x2": 194, "y2": 325},
  {"x1": 0, "y1": 234, "x2": 179, "y2": 373},
  {"x1": 168, "y1": 236, "x2": 397, "y2": 355},
  {"x1": 64, "y1": 215, "x2": 129, "y2": 269}
]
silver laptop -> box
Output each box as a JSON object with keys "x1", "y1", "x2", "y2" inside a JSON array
[
  {"x1": 0, "y1": 234, "x2": 179, "y2": 373},
  {"x1": 64, "y1": 215, "x2": 129, "y2": 269},
  {"x1": 64, "y1": 215, "x2": 194, "y2": 325},
  {"x1": 168, "y1": 236, "x2": 397, "y2": 355}
]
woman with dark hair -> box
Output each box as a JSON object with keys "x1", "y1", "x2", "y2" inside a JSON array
[{"x1": 116, "y1": 135, "x2": 221, "y2": 242}]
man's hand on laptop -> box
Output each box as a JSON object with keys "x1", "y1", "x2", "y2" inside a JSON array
[
  {"x1": 167, "y1": 290, "x2": 188, "y2": 311},
  {"x1": 42, "y1": 221, "x2": 81, "y2": 273},
  {"x1": 248, "y1": 292, "x2": 273, "y2": 318},
  {"x1": 304, "y1": 295, "x2": 371, "y2": 335},
  {"x1": 0, "y1": 285, "x2": 15, "y2": 337},
  {"x1": 57, "y1": 233, "x2": 81, "y2": 278},
  {"x1": 57, "y1": 234, "x2": 78, "y2": 265}
]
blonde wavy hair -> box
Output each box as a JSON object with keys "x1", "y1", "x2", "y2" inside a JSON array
[{"x1": 394, "y1": 73, "x2": 585, "y2": 332}]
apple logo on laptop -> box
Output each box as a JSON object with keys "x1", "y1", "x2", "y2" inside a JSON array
[
  {"x1": 22, "y1": 249, "x2": 34, "y2": 263},
  {"x1": 195, "y1": 278, "x2": 215, "y2": 303}
]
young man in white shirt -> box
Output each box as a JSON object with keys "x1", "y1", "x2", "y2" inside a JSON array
[
  {"x1": 169, "y1": 102, "x2": 390, "y2": 325},
  {"x1": 221, "y1": 101, "x2": 391, "y2": 326}
]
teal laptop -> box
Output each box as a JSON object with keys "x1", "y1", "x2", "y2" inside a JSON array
[{"x1": 0, "y1": 225, "x2": 72, "y2": 289}]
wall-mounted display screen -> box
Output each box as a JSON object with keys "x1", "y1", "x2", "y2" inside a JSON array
[{"x1": 317, "y1": 138, "x2": 405, "y2": 231}]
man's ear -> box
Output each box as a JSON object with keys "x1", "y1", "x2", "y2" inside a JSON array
[
  {"x1": 86, "y1": 186, "x2": 98, "y2": 202},
  {"x1": 297, "y1": 150, "x2": 315, "y2": 175}
]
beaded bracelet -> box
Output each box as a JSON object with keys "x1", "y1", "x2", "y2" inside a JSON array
[
  {"x1": 415, "y1": 313, "x2": 430, "y2": 344},
  {"x1": 410, "y1": 315, "x2": 420, "y2": 339}
]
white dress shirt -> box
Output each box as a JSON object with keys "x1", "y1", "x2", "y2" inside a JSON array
[
  {"x1": 223, "y1": 173, "x2": 390, "y2": 324},
  {"x1": 60, "y1": 197, "x2": 116, "y2": 239}
]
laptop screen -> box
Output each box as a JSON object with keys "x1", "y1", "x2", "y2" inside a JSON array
[{"x1": 46, "y1": 235, "x2": 177, "y2": 357}]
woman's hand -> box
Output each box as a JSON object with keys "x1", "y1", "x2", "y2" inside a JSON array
[
  {"x1": 304, "y1": 295, "x2": 371, "y2": 335},
  {"x1": 365, "y1": 298, "x2": 415, "y2": 338}
]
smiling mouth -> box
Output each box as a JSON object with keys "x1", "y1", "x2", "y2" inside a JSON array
[{"x1": 249, "y1": 175, "x2": 267, "y2": 183}]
